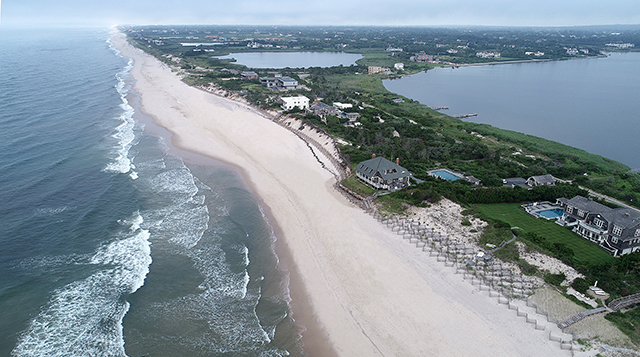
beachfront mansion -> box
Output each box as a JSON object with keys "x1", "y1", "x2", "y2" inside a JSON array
[
  {"x1": 557, "y1": 195, "x2": 640, "y2": 257},
  {"x1": 356, "y1": 156, "x2": 412, "y2": 191}
]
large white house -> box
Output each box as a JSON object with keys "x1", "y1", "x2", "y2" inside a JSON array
[
  {"x1": 280, "y1": 96, "x2": 309, "y2": 111},
  {"x1": 333, "y1": 102, "x2": 353, "y2": 110}
]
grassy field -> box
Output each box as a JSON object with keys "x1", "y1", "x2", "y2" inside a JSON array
[
  {"x1": 475, "y1": 203, "x2": 616, "y2": 264},
  {"x1": 325, "y1": 73, "x2": 389, "y2": 94},
  {"x1": 462, "y1": 122, "x2": 630, "y2": 172}
]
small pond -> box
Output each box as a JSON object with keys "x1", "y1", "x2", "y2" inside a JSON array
[{"x1": 215, "y1": 51, "x2": 362, "y2": 69}]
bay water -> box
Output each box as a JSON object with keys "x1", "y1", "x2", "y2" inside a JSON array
[
  {"x1": 0, "y1": 28, "x2": 301, "y2": 356},
  {"x1": 216, "y1": 51, "x2": 362, "y2": 69},
  {"x1": 384, "y1": 53, "x2": 640, "y2": 170}
]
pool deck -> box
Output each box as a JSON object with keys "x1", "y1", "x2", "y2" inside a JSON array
[
  {"x1": 521, "y1": 201, "x2": 564, "y2": 220},
  {"x1": 427, "y1": 168, "x2": 465, "y2": 181}
]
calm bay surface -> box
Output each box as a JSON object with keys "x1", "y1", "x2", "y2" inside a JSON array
[
  {"x1": 383, "y1": 53, "x2": 640, "y2": 169},
  {"x1": 217, "y1": 51, "x2": 362, "y2": 68}
]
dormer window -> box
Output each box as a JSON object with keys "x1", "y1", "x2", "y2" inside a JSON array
[
  {"x1": 593, "y1": 217, "x2": 604, "y2": 228},
  {"x1": 577, "y1": 209, "x2": 586, "y2": 217},
  {"x1": 612, "y1": 225, "x2": 623, "y2": 237},
  {"x1": 635, "y1": 229, "x2": 640, "y2": 237}
]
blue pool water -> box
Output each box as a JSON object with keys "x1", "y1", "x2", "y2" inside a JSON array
[
  {"x1": 431, "y1": 170, "x2": 462, "y2": 181},
  {"x1": 537, "y1": 209, "x2": 564, "y2": 219}
]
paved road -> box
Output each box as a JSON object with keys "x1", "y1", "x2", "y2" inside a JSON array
[{"x1": 580, "y1": 186, "x2": 640, "y2": 213}]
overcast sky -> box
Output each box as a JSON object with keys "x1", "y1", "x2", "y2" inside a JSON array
[{"x1": 2, "y1": 0, "x2": 640, "y2": 28}]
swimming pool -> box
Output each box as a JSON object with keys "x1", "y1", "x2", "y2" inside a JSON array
[
  {"x1": 537, "y1": 209, "x2": 564, "y2": 219},
  {"x1": 430, "y1": 170, "x2": 462, "y2": 181}
]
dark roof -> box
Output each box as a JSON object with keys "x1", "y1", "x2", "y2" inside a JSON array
[
  {"x1": 503, "y1": 177, "x2": 529, "y2": 189},
  {"x1": 504, "y1": 177, "x2": 527, "y2": 184},
  {"x1": 278, "y1": 76, "x2": 298, "y2": 84},
  {"x1": 563, "y1": 195, "x2": 612, "y2": 214},
  {"x1": 562, "y1": 195, "x2": 640, "y2": 231},
  {"x1": 356, "y1": 157, "x2": 410, "y2": 181},
  {"x1": 311, "y1": 102, "x2": 332, "y2": 109},
  {"x1": 601, "y1": 208, "x2": 640, "y2": 230},
  {"x1": 529, "y1": 174, "x2": 555, "y2": 185}
]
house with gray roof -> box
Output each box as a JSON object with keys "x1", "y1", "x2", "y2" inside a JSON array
[
  {"x1": 503, "y1": 177, "x2": 530, "y2": 189},
  {"x1": 308, "y1": 102, "x2": 341, "y2": 119},
  {"x1": 259, "y1": 76, "x2": 300, "y2": 90},
  {"x1": 355, "y1": 156, "x2": 412, "y2": 191},
  {"x1": 241, "y1": 71, "x2": 258, "y2": 80},
  {"x1": 276, "y1": 76, "x2": 299, "y2": 90},
  {"x1": 556, "y1": 195, "x2": 640, "y2": 256},
  {"x1": 527, "y1": 174, "x2": 556, "y2": 187}
]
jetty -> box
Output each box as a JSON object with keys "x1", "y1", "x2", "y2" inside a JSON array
[
  {"x1": 453, "y1": 113, "x2": 478, "y2": 119},
  {"x1": 429, "y1": 106, "x2": 449, "y2": 110}
]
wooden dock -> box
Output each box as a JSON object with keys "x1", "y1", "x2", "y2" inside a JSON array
[{"x1": 453, "y1": 113, "x2": 478, "y2": 119}]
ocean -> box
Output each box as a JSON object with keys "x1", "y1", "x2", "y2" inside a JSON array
[
  {"x1": 0, "y1": 28, "x2": 301, "y2": 356},
  {"x1": 383, "y1": 53, "x2": 640, "y2": 170}
]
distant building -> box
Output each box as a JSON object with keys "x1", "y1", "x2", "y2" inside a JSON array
[
  {"x1": 411, "y1": 52, "x2": 433, "y2": 62},
  {"x1": 566, "y1": 48, "x2": 579, "y2": 55},
  {"x1": 259, "y1": 76, "x2": 300, "y2": 90},
  {"x1": 557, "y1": 196, "x2": 640, "y2": 256},
  {"x1": 343, "y1": 120, "x2": 362, "y2": 127},
  {"x1": 276, "y1": 76, "x2": 299, "y2": 90},
  {"x1": 386, "y1": 47, "x2": 403, "y2": 52},
  {"x1": 503, "y1": 177, "x2": 530, "y2": 189},
  {"x1": 260, "y1": 77, "x2": 278, "y2": 88},
  {"x1": 527, "y1": 174, "x2": 556, "y2": 187},
  {"x1": 356, "y1": 156, "x2": 412, "y2": 191},
  {"x1": 308, "y1": 102, "x2": 341, "y2": 119},
  {"x1": 279, "y1": 96, "x2": 309, "y2": 111},
  {"x1": 476, "y1": 51, "x2": 501, "y2": 59},
  {"x1": 605, "y1": 43, "x2": 635, "y2": 49},
  {"x1": 333, "y1": 102, "x2": 353, "y2": 110},
  {"x1": 368, "y1": 66, "x2": 391, "y2": 75},
  {"x1": 394, "y1": 63, "x2": 404, "y2": 71},
  {"x1": 241, "y1": 71, "x2": 258, "y2": 80}
]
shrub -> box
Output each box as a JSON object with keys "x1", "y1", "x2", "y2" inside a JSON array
[
  {"x1": 544, "y1": 273, "x2": 566, "y2": 287},
  {"x1": 572, "y1": 277, "x2": 590, "y2": 294}
]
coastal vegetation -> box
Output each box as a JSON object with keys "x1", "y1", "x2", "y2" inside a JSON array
[{"x1": 123, "y1": 24, "x2": 640, "y2": 345}]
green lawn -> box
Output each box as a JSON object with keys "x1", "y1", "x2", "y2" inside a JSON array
[
  {"x1": 341, "y1": 174, "x2": 377, "y2": 196},
  {"x1": 475, "y1": 203, "x2": 615, "y2": 265},
  {"x1": 325, "y1": 74, "x2": 389, "y2": 94}
]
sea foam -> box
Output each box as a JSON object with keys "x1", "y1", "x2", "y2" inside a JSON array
[
  {"x1": 12, "y1": 213, "x2": 151, "y2": 357},
  {"x1": 103, "y1": 52, "x2": 138, "y2": 178}
]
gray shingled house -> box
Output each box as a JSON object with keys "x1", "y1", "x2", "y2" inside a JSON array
[
  {"x1": 557, "y1": 195, "x2": 640, "y2": 256},
  {"x1": 527, "y1": 174, "x2": 556, "y2": 187},
  {"x1": 355, "y1": 156, "x2": 412, "y2": 191}
]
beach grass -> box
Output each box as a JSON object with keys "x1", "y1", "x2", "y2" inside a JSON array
[
  {"x1": 462, "y1": 122, "x2": 630, "y2": 172},
  {"x1": 475, "y1": 203, "x2": 616, "y2": 264}
]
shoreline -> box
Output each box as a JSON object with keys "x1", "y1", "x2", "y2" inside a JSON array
[
  {"x1": 115, "y1": 33, "x2": 336, "y2": 355},
  {"x1": 112, "y1": 31, "x2": 572, "y2": 356}
]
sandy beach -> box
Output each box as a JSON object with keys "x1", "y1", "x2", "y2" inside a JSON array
[{"x1": 112, "y1": 32, "x2": 571, "y2": 356}]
